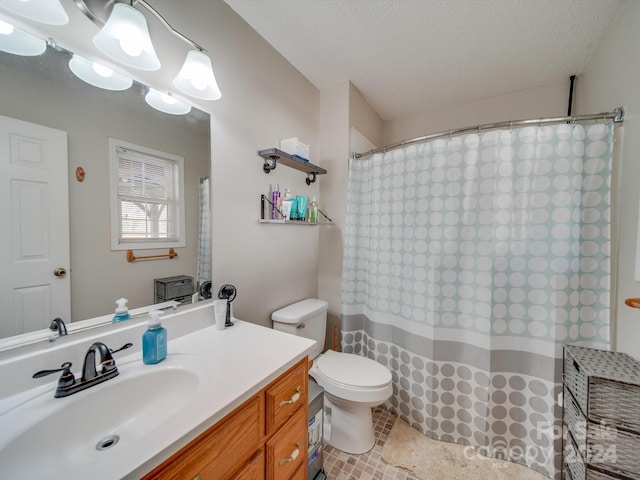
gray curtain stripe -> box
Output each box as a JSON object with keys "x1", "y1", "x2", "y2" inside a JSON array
[{"x1": 343, "y1": 313, "x2": 561, "y2": 380}]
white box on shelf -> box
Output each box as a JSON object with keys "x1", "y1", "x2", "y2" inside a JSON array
[{"x1": 279, "y1": 137, "x2": 310, "y2": 162}]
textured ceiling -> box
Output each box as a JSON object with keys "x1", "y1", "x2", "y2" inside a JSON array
[{"x1": 224, "y1": 0, "x2": 626, "y2": 121}]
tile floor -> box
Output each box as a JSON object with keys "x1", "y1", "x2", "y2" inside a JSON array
[{"x1": 322, "y1": 407, "x2": 417, "y2": 480}]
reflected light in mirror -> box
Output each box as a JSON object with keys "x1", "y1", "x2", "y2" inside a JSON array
[
  {"x1": 0, "y1": 0, "x2": 69, "y2": 26},
  {"x1": 174, "y1": 49, "x2": 222, "y2": 100},
  {"x1": 69, "y1": 54, "x2": 133, "y2": 91},
  {"x1": 145, "y1": 88, "x2": 192, "y2": 115},
  {"x1": 0, "y1": 20, "x2": 46, "y2": 56},
  {"x1": 93, "y1": 3, "x2": 160, "y2": 71}
]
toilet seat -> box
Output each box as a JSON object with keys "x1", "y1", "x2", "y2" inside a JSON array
[
  {"x1": 316, "y1": 350, "x2": 391, "y2": 388},
  {"x1": 310, "y1": 350, "x2": 392, "y2": 404}
]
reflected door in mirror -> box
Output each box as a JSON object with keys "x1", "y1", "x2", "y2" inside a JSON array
[{"x1": 0, "y1": 115, "x2": 70, "y2": 338}]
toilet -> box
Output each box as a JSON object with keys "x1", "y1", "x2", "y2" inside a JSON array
[{"x1": 272, "y1": 298, "x2": 392, "y2": 454}]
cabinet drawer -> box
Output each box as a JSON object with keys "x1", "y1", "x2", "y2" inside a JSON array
[
  {"x1": 563, "y1": 425, "x2": 639, "y2": 480},
  {"x1": 290, "y1": 465, "x2": 307, "y2": 480},
  {"x1": 564, "y1": 386, "x2": 640, "y2": 475},
  {"x1": 564, "y1": 345, "x2": 640, "y2": 432},
  {"x1": 266, "y1": 407, "x2": 307, "y2": 480},
  {"x1": 266, "y1": 359, "x2": 307, "y2": 434},
  {"x1": 143, "y1": 394, "x2": 263, "y2": 480},
  {"x1": 234, "y1": 449, "x2": 264, "y2": 480}
]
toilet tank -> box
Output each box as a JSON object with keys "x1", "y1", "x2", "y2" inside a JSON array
[{"x1": 271, "y1": 299, "x2": 328, "y2": 360}]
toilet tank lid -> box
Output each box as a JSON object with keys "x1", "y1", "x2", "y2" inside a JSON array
[{"x1": 271, "y1": 298, "x2": 329, "y2": 324}]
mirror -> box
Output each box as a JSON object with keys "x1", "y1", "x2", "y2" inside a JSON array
[{"x1": 0, "y1": 44, "x2": 211, "y2": 345}]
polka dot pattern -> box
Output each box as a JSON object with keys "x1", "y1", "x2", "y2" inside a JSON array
[
  {"x1": 343, "y1": 333, "x2": 562, "y2": 478},
  {"x1": 342, "y1": 123, "x2": 614, "y2": 480},
  {"x1": 344, "y1": 123, "x2": 612, "y2": 344}
]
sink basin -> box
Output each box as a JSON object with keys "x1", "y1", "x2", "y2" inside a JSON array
[{"x1": 0, "y1": 354, "x2": 217, "y2": 479}]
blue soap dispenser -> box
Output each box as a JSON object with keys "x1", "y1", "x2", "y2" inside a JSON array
[
  {"x1": 143, "y1": 310, "x2": 167, "y2": 365},
  {"x1": 112, "y1": 298, "x2": 130, "y2": 323}
]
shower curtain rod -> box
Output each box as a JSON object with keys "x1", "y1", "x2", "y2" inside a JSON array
[{"x1": 353, "y1": 107, "x2": 624, "y2": 159}]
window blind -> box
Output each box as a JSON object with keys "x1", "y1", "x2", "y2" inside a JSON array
[{"x1": 115, "y1": 147, "x2": 181, "y2": 244}]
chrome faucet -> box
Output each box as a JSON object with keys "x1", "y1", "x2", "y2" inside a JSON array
[
  {"x1": 33, "y1": 342, "x2": 132, "y2": 398},
  {"x1": 49, "y1": 317, "x2": 68, "y2": 337}
]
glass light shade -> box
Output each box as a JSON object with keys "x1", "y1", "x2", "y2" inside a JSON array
[
  {"x1": 0, "y1": 0, "x2": 68, "y2": 25},
  {"x1": 145, "y1": 89, "x2": 191, "y2": 115},
  {"x1": 93, "y1": 3, "x2": 160, "y2": 71},
  {"x1": 69, "y1": 54, "x2": 133, "y2": 91},
  {"x1": 0, "y1": 20, "x2": 46, "y2": 56},
  {"x1": 173, "y1": 50, "x2": 221, "y2": 100}
]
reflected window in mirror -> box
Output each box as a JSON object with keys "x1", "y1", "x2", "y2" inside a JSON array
[{"x1": 109, "y1": 138, "x2": 186, "y2": 250}]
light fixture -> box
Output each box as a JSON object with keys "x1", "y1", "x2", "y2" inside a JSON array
[
  {"x1": 69, "y1": 54, "x2": 133, "y2": 91},
  {"x1": 145, "y1": 88, "x2": 191, "y2": 115},
  {"x1": 75, "y1": 0, "x2": 221, "y2": 100},
  {"x1": 0, "y1": 0, "x2": 69, "y2": 26},
  {"x1": 92, "y1": 2, "x2": 160, "y2": 71},
  {"x1": 174, "y1": 49, "x2": 221, "y2": 101},
  {"x1": 0, "y1": 19, "x2": 46, "y2": 56}
]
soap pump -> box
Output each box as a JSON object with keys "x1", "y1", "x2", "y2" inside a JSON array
[
  {"x1": 112, "y1": 298, "x2": 130, "y2": 323},
  {"x1": 143, "y1": 310, "x2": 167, "y2": 365}
]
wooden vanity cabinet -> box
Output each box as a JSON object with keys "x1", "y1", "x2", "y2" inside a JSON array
[
  {"x1": 266, "y1": 359, "x2": 307, "y2": 434},
  {"x1": 142, "y1": 358, "x2": 308, "y2": 480},
  {"x1": 234, "y1": 449, "x2": 265, "y2": 480},
  {"x1": 266, "y1": 407, "x2": 307, "y2": 480}
]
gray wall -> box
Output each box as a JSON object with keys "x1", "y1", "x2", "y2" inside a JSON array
[{"x1": 576, "y1": 0, "x2": 640, "y2": 359}]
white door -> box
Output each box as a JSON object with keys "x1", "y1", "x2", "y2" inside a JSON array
[{"x1": 0, "y1": 115, "x2": 70, "y2": 339}]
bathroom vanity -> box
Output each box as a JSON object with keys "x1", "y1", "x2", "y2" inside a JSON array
[
  {"x1": 143, "y1": 357, "x2": 309, "y2": 480},
  {"x1": 0, "y1": 302, "x2": 316, "y2": 480}
]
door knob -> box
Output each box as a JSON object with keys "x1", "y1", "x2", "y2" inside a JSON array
[{"x1": 53, "y1": 268, "x2": 67, "y2": 278}]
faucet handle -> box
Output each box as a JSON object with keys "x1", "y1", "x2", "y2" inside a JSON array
[
  {"x1": 109, "y1": 343, "x2": 133, "y2": 355},
  {"x1": 99, "y1": 342, "x2": 133, "y2": 375},
  {"x1": 33, "y1": 361, "x2": 76, "y2": 389}
]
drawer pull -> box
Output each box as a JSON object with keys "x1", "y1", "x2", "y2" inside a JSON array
[
  {"x1": 278, "y1": 442, "x2": 300, "y2": 466},
  {"x1": 193, "y1": 476, "x2": 202, "y2": 480},
  {"x1": 279, "y1": 386, "x2": 301, "y2": 408}
]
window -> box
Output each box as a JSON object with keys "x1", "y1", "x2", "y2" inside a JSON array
[{"x1": 109, "y1": 138, "x2": 185, "y2": 250}]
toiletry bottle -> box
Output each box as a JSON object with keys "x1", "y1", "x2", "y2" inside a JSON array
[
  {"x1": 290, "y1": 194, "x2": 298, "y2": 220},
  {"x1": 309, "y1": 197, "x2": 318, "y2": 222},
  {"x1": 281, "y1": 188, "x2": 292, "y2": 221},
  {"x1": 266, "y1": 184, "x2": 272, "y2": 219},
  {"x1": 112, "y1": 298, "x2": 130, "y2": 323},
  {"x1": 143, "y1": 310, "x2": 167, "y2": 365},
  {"x1": 272, "y1": 183, "x2": 280, "y2": 220},
  {"x1": 276, "y1": 193, "x2": 283, "y2": 220},
  {"x1": 297, "y1": 195, "x2": 308, "y2": 221}
]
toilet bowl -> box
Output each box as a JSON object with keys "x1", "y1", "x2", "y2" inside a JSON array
[
  {"x1": 271, "y1": 299, "x2": 392, "y2": 454},
  {"x1": 309, "y1": 349, "x2": 392, "y2": 454}
]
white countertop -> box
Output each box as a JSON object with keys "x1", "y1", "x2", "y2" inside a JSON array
[{"x1": 0, "y1": 312, "x2": 316, "y2": 480}]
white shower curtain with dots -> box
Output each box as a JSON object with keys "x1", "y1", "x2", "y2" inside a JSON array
[
  {"x1": 341, "y1": 123, "x2": 613, "y2": 479},
  {"x1": 196, "y1": 177, "x2": 211, "y2": 289}
]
